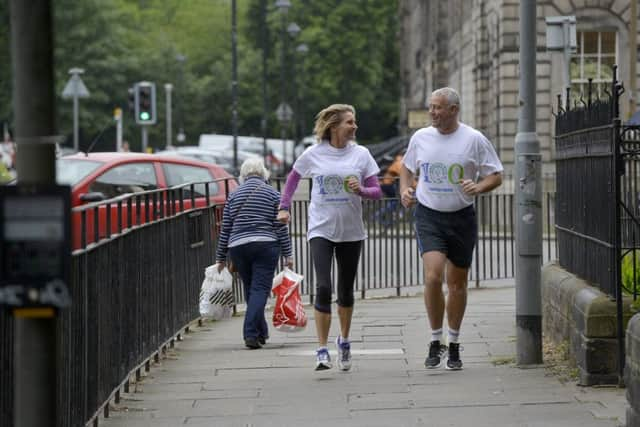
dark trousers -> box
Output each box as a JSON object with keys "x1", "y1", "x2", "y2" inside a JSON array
[
  {"x1": 309, "y1": 237, "x2": 362, "y2": 313},
  {"x1": 229, "y1": 241, "x2": 280, "y2": 340}
]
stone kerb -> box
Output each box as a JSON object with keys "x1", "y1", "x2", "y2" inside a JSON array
[
  {"x1": 627, "y1": 313, "x2": 640, "y2": 427},
  {"x1": 542, "y1": 261, "x2": 635, "y2": 386}
]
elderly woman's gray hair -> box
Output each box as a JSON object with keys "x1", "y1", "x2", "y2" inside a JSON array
[{"x1": 239, "y1": 157, "x2": 270, "y2": 182}]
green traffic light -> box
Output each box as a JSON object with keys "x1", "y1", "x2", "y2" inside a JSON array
[{"x1": 140, "y1": 112, "x2": 150, "y2": 121}]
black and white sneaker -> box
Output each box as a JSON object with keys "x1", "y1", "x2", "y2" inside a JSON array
[
  {"x1": 446, "y1": 342, "x2": 463, "y2": 370},
  {"x1": 424, "y1": 340, "x2": 447, "y2": 369}
]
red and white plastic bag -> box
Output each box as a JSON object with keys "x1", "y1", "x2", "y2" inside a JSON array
[{"x1": 272, "y1": 268, "x2": 307, "y2": 332}]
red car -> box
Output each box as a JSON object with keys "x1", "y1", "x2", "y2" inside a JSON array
[{"x1": 57, "y1": 152, "x2": 237, "y2": 249}]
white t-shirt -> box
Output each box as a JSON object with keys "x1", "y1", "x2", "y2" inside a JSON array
[
  {"x1": 293, "y1": 141, "x2": 380, "y2": 241},
  {"x1": 403, "y1": 123, "x2": 503, "y2": 212}
]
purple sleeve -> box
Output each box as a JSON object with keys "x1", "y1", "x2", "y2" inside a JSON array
[
  {"x1": 359, "y1": 175, "x2": 383, "y2": 200},
  {"x1": 279, "y1": 169, "x2": 302, "y2": 209}
]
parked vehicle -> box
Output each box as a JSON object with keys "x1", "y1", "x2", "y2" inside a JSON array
[
  {"x1": 58, "y1": 152, "x2": 237, "y2": 249},
  {"x1": 155, "y1": 146, "x2": 258, "y2": 175},
  {"x1": 198, "y1": 134, "x2": 294, "y2": 166}
]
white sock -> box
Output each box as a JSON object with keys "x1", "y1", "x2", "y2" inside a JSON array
[
  {"x1": 431, "y1": 328, "x2": 443, "y2": 343},
  {"x1": 317, "y1": 346, "x2": 328, "y2": 352},
  {"x1": 448, "y1": 328, "x2": 460, "y2": 344}
]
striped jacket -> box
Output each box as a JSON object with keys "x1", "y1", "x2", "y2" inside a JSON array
[{"x1": 215, "y1": 176, "x2": 292, "y2": 262}]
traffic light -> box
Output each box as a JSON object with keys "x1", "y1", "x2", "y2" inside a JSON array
[
  {"x1": 127, "y1": 86, "x2": 135, "y2": 112},
  {"x1": 134, "y1": 82, "x2": 156, "y2": 125}
]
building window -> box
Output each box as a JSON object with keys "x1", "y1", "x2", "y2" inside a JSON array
[{"x1": 570, "y1": 31, "x2": 617, "y2": 101}]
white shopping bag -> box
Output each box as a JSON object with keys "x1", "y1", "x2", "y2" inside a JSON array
[{"x1": 199, "y1": 264, "x2": 234, "y2": 320}]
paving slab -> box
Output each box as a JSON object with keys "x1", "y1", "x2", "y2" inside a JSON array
[{"x1": 101, "y1": 282, "x2": 628, "y2": 427}]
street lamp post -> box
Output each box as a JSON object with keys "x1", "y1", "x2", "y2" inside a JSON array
[
  {"x1": 261, "y1": 0, "x2": 269, "y2": 164},
  {"x1": 164, "y1": 83, "x2": 173, "y2": 150},
  {"x1": 286, "y1": 23, "x2": 301, "y2": 142},
  {"x1": 275, "y1": 0, "x2": 291, "y2": 175},
  {"x1": 175, "y1": 54, "x2": 187, "y2": 144},
  {"x1": 294, "y1": 43, "x2": 308, "y2": 143},
  {"x1": 61, "y1": 67, "x2": 90, "y2": 153},
  {"x1": 231, "y1": 0, "x2": 239, "y2": 171}
]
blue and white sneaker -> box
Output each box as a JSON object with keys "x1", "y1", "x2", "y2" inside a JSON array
[
  {"x1": 335, "y1": 336, "x2": 352, "y2": 371},
  {"x1": 315, "y1": 347, "x2": 332, "y2": 371}
]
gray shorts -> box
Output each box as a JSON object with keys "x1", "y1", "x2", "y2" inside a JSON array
[{"x1": 414, "y1": 203, "x2": 477, "y2": 268}]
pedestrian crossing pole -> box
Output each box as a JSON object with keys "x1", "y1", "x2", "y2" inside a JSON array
[{"x1": 515, "y1": 0, "x2": 543, "y2": 365}]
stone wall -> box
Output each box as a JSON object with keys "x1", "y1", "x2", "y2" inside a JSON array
[
  {"x1": 627, "y1": 314, "x2": 640, "y2": 427},
  {"x1": 542, "y1": 261, "x2": 635, "y2": 386}
]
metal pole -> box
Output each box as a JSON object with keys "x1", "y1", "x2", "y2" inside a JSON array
[
  {"x1": 141, "y1": 126, "x2": 148, "y2": 153},
  {"x1": 562, "y1": 19, "x2": 572, "y2": 106},
  {"x1": 261, "y1": 0, "x2": 269, "y2": 163},
  {"x1": 176, "y1": 54, "x2": 186, "y2": 144},
  {"x1": 280, "y1": 9, "x2": 287, "y2": 176},
  {"x1": 10, "y1": 0, "x2": 57, "y2": 425},
  {"x1": 630, "y1": 0, "x2": 637, "y2": 118},
  {"x1": 115, "y1": 107, "x2": 123, "y2": 152},
  {"x1": 515, "y1": 0, "x2": 543, "y2": 365},
  {"x1": 165, "y1": 83, "x2": 173, "y2": 149},
  {"x1": 73, "y1": 95, "x2": 79, "y2": 152},
  {"x1": 231, "y1": 0, "x2": 239, "y2": 172},
  {"x1": 613, "y1": 115, "x2": 625, "y2": 386}
]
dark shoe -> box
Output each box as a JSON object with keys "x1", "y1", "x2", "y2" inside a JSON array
[
  {"x1": 245, "y1": 337, "x2": 262, "y2": 349},
  {"x1": 425, "y1": 340, "x2": 447, "y2": 369},
  {"x1": 446, "y1": 342, "x2": 463, "y2": 370},
  {"x1": 258, "y1": 336, "x2": 268, "y2": 345}
]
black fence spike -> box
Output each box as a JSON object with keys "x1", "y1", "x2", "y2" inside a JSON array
[{"x1": 579, "y1": 93, "x2": 587, "y2": 109}]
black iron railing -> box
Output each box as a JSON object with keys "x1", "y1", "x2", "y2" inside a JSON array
[
  {"x1": 0, "y1": 179, "x2": 231, "y2": 427},
  {"x1": 0, "y1": 175, "x2": 559, "y2": 426}
]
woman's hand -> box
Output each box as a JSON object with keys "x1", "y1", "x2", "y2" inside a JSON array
[
  {"x1": 347, "y1": 176, "x2": 360, "y2": 194},
  {"x1": 277, "y1": 209, "x2": 290, "y2": 224},
  {"x1": 216, "y1": 261, "x2": 225, "y2": 273},
  {"x1": 284, "y1": 256, "x2": 294, "y2": 269}
]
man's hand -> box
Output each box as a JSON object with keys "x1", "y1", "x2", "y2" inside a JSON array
[
  {"x1": 277, "y1": 209, "x2": 290, "y2": 224},
  {"x1": 459, "y1": 179, "x2": 480, "y2": 196},
  {"x1": 401, "y1": 187, "x2": 417, "y2": 208}
]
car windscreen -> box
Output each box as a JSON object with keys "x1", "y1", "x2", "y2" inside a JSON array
[
  {"x1": 56, "y1": 159, "x2": 103, "y2": 186},
  {"x1": 162, "y1": 163, "x2": 217, "y2": 197}
]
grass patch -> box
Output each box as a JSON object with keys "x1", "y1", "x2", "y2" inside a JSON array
[
  {"x1": 491, "y1": 356, "x2": 516, "y2": 366},
  {"x1": 543, "y1": 337, "x2": 579, "y2": 383}
]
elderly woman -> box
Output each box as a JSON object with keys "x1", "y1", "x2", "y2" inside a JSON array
[
  {"x1": 277, "y1": 104, "x2": 382, "y2": 371},
  {"x1": 216, "y1": 158, "x2": 293, "y2": 349}
]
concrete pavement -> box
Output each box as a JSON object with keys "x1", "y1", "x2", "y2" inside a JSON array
[{"x1": 101, "y1": 280, "x2": 627, "y2": 427}]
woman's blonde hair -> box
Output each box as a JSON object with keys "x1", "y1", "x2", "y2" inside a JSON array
[{"x1": 313, "y1": 104, "x2": 355, "y2": 142}]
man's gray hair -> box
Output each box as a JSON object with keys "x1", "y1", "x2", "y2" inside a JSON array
[
  {"x1": 430, "y1": 87, "x2": 460, "y2": 107},
  {"x1": 239, "y1": 157, "x2": 270, "y2": 182}
]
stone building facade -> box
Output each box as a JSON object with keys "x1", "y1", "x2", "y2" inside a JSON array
[{"x1": 399, "y1": 0, "x2": 639, "y2": 177}]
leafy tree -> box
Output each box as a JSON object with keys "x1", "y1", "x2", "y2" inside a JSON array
[
  {"x1": 246, "y1": 0, "x2": 399, "y2": 143},
  {"x1": 0, "y1": 0, "x2": 399, "y2": 152}
]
